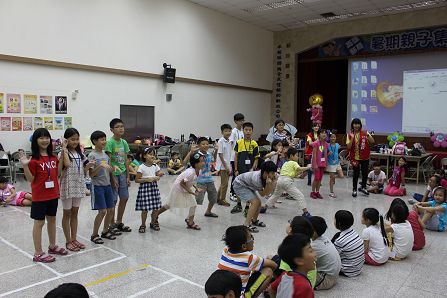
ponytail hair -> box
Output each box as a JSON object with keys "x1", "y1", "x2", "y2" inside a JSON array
[
  {"x1": 379, "y1": 215, "x2": 389, "y2": 247},
  {"x1": 363, "y1": 208, "x2": 388, "y2": 246}
]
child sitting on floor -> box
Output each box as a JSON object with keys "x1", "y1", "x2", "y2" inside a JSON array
[
  {"x1": 218, "y1": 225, "x2": 277, "y2": 298},
  {"x1": 167, "y1": 152, "x2": 185, "y2": 175},
  {"x1": 361, "y1": 208, "x2": 389, "y2": 266},
  {"x1": 367, "y1": 162, "x2": 386, "y2": 194},
  {"x1": 0, "y1": 176, "x2": 32, "y2": 206},
  {"x1": 205, "y1": 270, "x2": 242, "y2": 298},
  {"x1": 126, "y1": 154, "x2": 139, "y2": 181},
  {"x1": 385, "y1": 199, "x2": 414, "y2": 260},
  {"x1": 414, "y1": 186, "x2": 447, "y2": 232},
  {"x1": 384, "y1": 156, "x2": 407, "y2": 196},
  {"x1": 409, "y1": 175, "x2": 440, "y2": 204}
]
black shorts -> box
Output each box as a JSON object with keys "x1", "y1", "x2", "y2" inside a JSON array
[{"x1": 31, "y1": 199, "x2": 59, "y2": 220}]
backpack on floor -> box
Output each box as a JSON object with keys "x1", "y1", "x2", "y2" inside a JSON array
[{"x1": 393, "y1": 142, "x2": 406, "y2": 155}]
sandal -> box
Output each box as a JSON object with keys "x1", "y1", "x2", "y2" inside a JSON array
[
  {"x1": 101, "y1": 231, "x2": 117, "y2": 240},
  {"x1": 252, "y1": 219, "x2": 266, "y2": 227},
  {"x1": 109, "y1": 225, "x2": 122, "y2": 236},
  {"x1": 246, "y1": 225, "x2": 259, "y2": 233},
  {"x1": 150, "y1": 223, "x2": 160, "y2": 231},
  {"x1": 48, "y1": 245, "x2": 68, "y2": 256},
  {"x1": 90, "y1": 235, "x2": 104, "y2": 244},
  {"x1": 185, "y1": 219, "x2": 201, "y2": 230},
  {"x1": 72, "y1": 240, "x2": 86, "y2": 249},
  {"x1": 139, "y1": 225, "x2": 146, "y2": 233},
  {"x1": 66, "y1": 241, "x2": 80, "y2": 252},
  {"x1": 116, "y1": 222, "x2": 132, "y2": 232},
  {"x1": 204, "y1": 212, "x2": 218, "y2": 218},
  {"x1": 33, "y1": 252, "x2": 56, "y2": 263}
]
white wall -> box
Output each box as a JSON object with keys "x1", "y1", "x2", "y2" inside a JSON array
[{"x1": 0, "y1": 0, "x2": 273, "y2": 152}]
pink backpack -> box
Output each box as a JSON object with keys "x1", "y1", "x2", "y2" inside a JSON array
[{"x1": 393, "y1": 142, "x2": 406, "y2": 155}]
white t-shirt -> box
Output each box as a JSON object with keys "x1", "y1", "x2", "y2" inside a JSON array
[
  {"x1": 368, "y1": 170, "x2": 386, "y2": 183},
  {"x1": 390, "y1": 221, "x2": 414, "y2": 259},
  {"x1": 137, "y1": 163, "x2": 160, "y2": 179},
  {"x1": 229, "y1": 127, "x2": 244, "y2": 162},
  {"x1": 362, "y1": 225, "x2": 390, "y2": 264},
  {"x1": 216, "y1": 137, "x2": 232, "y2": 171}
]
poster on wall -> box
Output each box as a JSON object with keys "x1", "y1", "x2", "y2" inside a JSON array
[
  {"x1": 64, "y1": 116, "x2": 72, "y2": 129},
  {"x1": 1, "y1": 117, "x2": 11, "y2": 131},
  {"x1": 12, "y1": 117, "x2": 22, "y2": 131},
  {"x1": 0, "y1": 93, "x2": 4, "y2": 113},
  {"x1": 24, "y1": 94, "x2": 38, "y2": 114},
  {"x1": 6, "y1": 94, "x2": 21, "y2": 113},
  {"x1": 44, "y1": 117, "x2": 53, "y2": 130},
  {"x1": 34, "y1": 117, "x2": 43, "y2": 129},
  {"x1": 54, "y1": 117, "x2": 63, "y2": 130},
  {"x1": 40, "y1": 95, "x2": 53, "y2": 114},
  {"x1": 23, "y1": 117, "x2": 33, "y2": 131},
  {"x1": 55, "y1": 96, "x2": 67, "y2": 114}
]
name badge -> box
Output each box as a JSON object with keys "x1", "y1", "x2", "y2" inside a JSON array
[
  {"x1": 45, "y1": 181, "x2": 55, "y2": 189},
  {"x1": 245, "y1": 160, "x2": 251, "y2": 165},
  {"x1": 320, "y1": 158, "x2": 325, "y2": 162}
]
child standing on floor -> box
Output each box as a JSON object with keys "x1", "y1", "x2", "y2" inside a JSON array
[
  {"x1": 367, "y1": 162, "x2": 386, "y2": 194},
  {"x1": 332, "y1": 210, "x2": 364, "y2": 276},
  {"x1": 216, "y1": 124, "x2": 233, "y2": 207},
  {"x1": 327, "y1": 133, "x2": 344, "y2": 198},
  {"x1": 311, "y1": 129, "x2": 328, "y2": 199},
  {"x1": 384, "y1": 156, "x2": 407, "y2": 196},
  {"x1": 105, "y1": 118, "x2": 132, "y2": 233},
  {"x1": 155, "y1": 152, "x2": 205, "y2": 230},
  {"x1": 135, "y1": 147, "x2": 163, "y2": 233},
  {"x1": 414, "y1": 186, "x2": 447, "y2": 232},
  {"x1": 263, "y1": 147, "x2": 311, "y2": 216},
  {"x1": 60, "y1": 128, "x2": 88, "y2": 252},
  {"x1": 229, "y1": 113, "x2": 245, "y2": 204},
  {"x1": 88, "y1": 131, "x2": 117, "y2": 244},
  {"x1": 0, "y1": 176, "x2": 32, "y2": 206},
  {"x1": 21, "y1": 128, "x2": 67, "y2": 262},
  {"x1": 304, "y1": 123, "x2": 320, "y2": 186},
  {"x1": 167, "y1": 152, "x2": 184, "y2": 175},
  {"x1": 385, "y1": 200, "x2": 414, "y2": 260},
  {"x1": 361, "y1": 208, "x2": 389, "y2": 266}
]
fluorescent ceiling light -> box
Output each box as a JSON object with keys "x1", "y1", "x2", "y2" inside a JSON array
[{"x1": 243, "y1": 0, "x2": 303, "y2": 13}]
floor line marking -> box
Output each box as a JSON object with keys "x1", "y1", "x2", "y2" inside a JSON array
[
  {"x1": 11, "y1": 206, "x2": 127, "y2": 258},
  {"x1": 63, "y1": 255, "x2": 127, "y2": 278},
  {"x1": 84, "y1": 264, "x2": 150, "y2": 287},
  {"x1": 147, "y1": 265, "x2": 204, "y2": 289},
  {"x1": 0, "y1": 209, "x2": 19, "y2": 214},
  {"x1": 126, "y1": 278, "x2": 177, "y2": 298},
  {"x1": 0, "y1": 264, "x2": 37, "y2": 277},
  {"x1": 0, "y1": 276, "x2": 61, "y2": 297},
  {"x1": 62, "y1": 246, "x2": 103, "y2": 258},
  {"x1": 0, "y1": 236, "x2": 63, "y2": 277}
]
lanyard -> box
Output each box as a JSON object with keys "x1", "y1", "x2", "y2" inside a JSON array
[
  {"x1": 243, "y1": 140, "x2": 253, "y2": 152},
  {"x1": 68, "y1": 151, "x2": 81, "y2": 174},
  {"x1": 43, "y1": 156, "x2": 52, "y2": 180}
]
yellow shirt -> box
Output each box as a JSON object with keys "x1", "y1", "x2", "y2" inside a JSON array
[{"x1": 280, "y1": 160, "x2": 302, "y2": 178}]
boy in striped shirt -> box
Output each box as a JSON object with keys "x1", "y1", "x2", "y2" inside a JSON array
[
  {"x1": 218, "y1": 225, "x2": 277, "y2": 298},
  {"x1": 331, "y1": 210, "x2": 364, "y2": 277}
]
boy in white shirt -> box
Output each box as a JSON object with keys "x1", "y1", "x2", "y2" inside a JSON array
[
  {"x1": 367, "y1": 162, "x2": 386, "y2": 194},
  {"x1": 216, "y1": 124, "x2": 233, "y2": 206},
  {"x1": 230, "y1": 113, "x2": 245, "y2": 213}
]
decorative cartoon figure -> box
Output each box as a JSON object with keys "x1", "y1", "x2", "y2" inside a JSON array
[{"x1": 307, "y1": 93, "x2": 323, "y2": 125}]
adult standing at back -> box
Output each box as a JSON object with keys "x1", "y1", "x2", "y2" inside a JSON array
[{"x1": 346, "y1": 118, "x2": 374, "y2": 197}]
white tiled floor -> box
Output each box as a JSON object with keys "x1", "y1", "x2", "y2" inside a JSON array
[{"x1": 0, "y1": 174, "x2": 445, "y2": 297}]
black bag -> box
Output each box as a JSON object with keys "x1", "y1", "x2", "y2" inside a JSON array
[{"x1": 409, "y1": 148, "x2": 422, "y2": 156}]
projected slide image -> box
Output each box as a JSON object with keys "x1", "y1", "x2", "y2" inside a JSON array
[{"x1": 376, "y1": 82, "x2": 403, "y2": 108}]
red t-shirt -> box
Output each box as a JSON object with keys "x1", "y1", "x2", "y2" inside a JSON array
[
  {"x1": 407, "y1": 210, "x2": 425, "y2": 250},
  {"x1": 270, "y1": 271, "x2": 314, "y2": 298},
  {"x1": 29, "y1": 156, "x2": 59, "y2": 202}
]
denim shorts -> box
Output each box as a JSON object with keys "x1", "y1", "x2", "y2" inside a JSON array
[
  {"x1": 112, "y1": 173, "x2": 129, "y2": 203},
  {"x1": 91, "y1": 185, "x2": 115, "y2": 210}
]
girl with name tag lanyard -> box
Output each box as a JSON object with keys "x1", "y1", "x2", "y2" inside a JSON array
[
  {"x1": 310, "y1": 129, "x2": 328, "y2": 199},
  {"x1": 21, "y1": 128, "x2": 67, "y2": 263},
  {"x1": 60, "y1": 128, "x2": 94, "y2": 252}
]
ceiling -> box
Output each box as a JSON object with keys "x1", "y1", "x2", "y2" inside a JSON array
[{"x1": 187, "y1": 0, "x2": 447, "y2": 31}]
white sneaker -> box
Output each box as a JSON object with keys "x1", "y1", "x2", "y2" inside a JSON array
[{"x1": 329, "y1": 193, "x2": 337, "y2": 198}]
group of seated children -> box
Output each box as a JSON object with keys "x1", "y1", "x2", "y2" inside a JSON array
[{"x1": 206, "y1": 190, "x2": 447, "y2": 298}]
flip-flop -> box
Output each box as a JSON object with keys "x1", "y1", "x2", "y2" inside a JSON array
[{"x1": 204, "y1": 212, "x2": 218, "y2": 218}]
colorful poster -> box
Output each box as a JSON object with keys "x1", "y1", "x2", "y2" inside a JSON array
[
  {"x1": 55, "y1": 96, "x2": 67, "y2": 114},
  {"x1": 12, "y1": 117, "x2": 22, "y2": 131},
  {"x1": 1, "y1": 117, "x2": 11, "y2": 131},
  {"x1": 6, "y1": 94, "x2": 21, "y2": 113},
  {"x1": 23, "y1": 117, "x2": 33, "y2": 131},
  {"x1": 64, "y1": 116, "x2": 72, "y2": 129},
  {"x1": 40, "y1": 95, "x2": 53, "y2": 114},
  {"x1": 54, "y1": 117, "x2": 63, "y2": 130},
  {"x1": 0, "y1": 93, "x2": 4, "y2": 113},
  {"x1": 24, "y1": 94, "x2": 37, "y2": 114},
  {"x1": 34, "y1": 117, "x2": 43, "y2": 129},
  {"x1": 44, "y1": 117, "x2": 53, "y2": 130}
]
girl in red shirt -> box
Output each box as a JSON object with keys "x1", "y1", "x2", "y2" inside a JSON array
[
  {"x1": 304, "y1": 123, "x2": 320, "y2": 185},
  {"x1": 346, "y1": 118, "x2": 374, "y2": 197},
  {"x1": 21, "y1": 128, "x2": 67, "y2": 263}
]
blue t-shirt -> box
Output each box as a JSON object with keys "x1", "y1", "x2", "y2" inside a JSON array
[
  {"x1": 429, "y1": 201, "x2": 447, "y2": 231},
  {"x1": 327, "y1": 143, "x2": 340, "y2": 166},
  {"x1": 196, "y1": 152, "x2": 214, "y2": 184}
]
